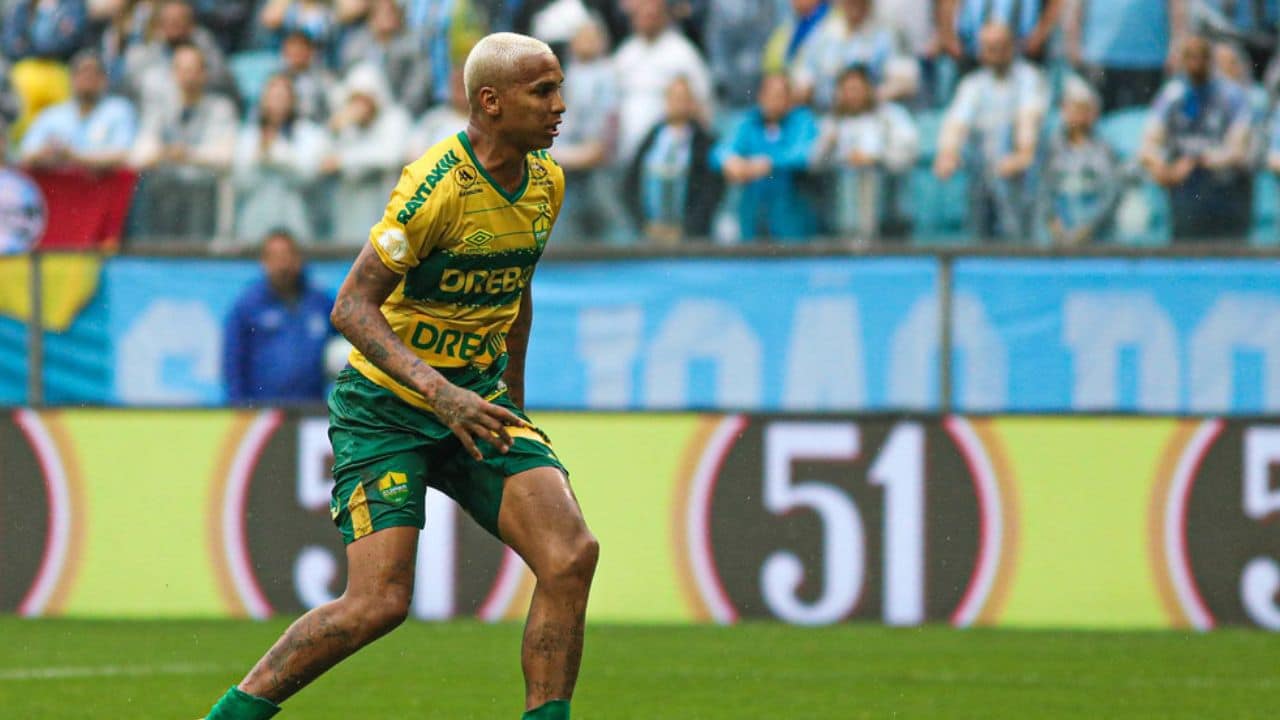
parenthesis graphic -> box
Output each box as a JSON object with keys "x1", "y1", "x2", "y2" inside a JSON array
[
  {"x1": 14, "y1": 410, "x2": 74, "y2": 617},
  {"x1": 1161, "y1": 419, "x2": 1223, "y2": 631},
  {"x1": 221, "y1": 410, "x2": 283, "y2": 619},
  {"x1": 945, "y1": 416, "x2": 1011, "y2": 628},
  {"x1": 684, "y1": 414, "x2": 749, "y2": 625}
]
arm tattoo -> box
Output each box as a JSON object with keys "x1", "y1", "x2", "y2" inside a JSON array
[{"x1": 332, "y1": 246, "x2": 448, "y2": 403}]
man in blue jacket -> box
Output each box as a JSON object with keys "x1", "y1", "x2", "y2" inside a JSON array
[
  {"x1": 712, "y1": 72, "x2": 820, "y2": 241},
  {"x1": 223, "y1": 229, "x2": 335, "y2": 405}
]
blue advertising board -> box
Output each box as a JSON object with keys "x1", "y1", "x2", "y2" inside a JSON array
[
  {"x1": 952, "y1": 258, "x2": 1280, "y2": 413},
  {"x1": 39, "y1": 256, "x2": 942, "y2": 410}
]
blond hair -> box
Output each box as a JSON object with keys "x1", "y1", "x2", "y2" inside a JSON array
[{"x1": 462, "y1": 32, "x2": 555, "y2": 108}]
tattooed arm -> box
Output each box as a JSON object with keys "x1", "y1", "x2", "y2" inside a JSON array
[
  {"x1": 502, "y1": 284, "x2": 533, "y2": 409},
  {"x1": 331, "y1": 244, "x2": 524, "y2": 459}
]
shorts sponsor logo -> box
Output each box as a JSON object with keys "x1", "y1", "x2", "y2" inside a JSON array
[
  {"x1": 378, "y1": 471, "x2": 410, "y2": 506},
  {"x1": 396, "y1": 150, "x2": 462, "y2": 224}
]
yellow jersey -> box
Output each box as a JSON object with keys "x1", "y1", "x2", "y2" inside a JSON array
[{"x1": 349, "y1": 131, "x2": 565, "y2": 411}]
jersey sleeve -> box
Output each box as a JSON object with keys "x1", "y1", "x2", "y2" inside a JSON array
[{"x1": 368, "y1": 164, "x2": 451, "y2": 275}]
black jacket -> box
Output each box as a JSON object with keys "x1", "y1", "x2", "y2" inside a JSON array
[{"x1": 623, "y1": 121, "x2": 724, "y2": 238}]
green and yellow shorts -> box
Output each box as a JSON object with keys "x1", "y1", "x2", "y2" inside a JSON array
[{"x1": 327, "y1": 366, "x2": 567, "y2": 544}]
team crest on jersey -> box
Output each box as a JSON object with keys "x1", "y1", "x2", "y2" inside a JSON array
[
  {"x1": 462, "y1": 229, "x2": 494, "y2": 253},
  {"x1": 454, "y1": 164, "x2": 479, "y2": 188},
  {"x1": 532, "y1": 202, "x2": 552, "y2": 249},
  {"x1": 529, "y1": 161, "x2": 548, "y2": 180}
]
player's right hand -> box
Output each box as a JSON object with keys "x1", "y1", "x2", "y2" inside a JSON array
[{"x1": 430, "y1": 382, "x2": 528, "y2": 461}]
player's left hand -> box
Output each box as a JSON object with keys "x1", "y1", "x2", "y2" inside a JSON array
[{"x1": 430, "y1": 382, "x2": 528, "y2": 461}]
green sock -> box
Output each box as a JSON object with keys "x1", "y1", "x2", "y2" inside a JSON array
[
  {"x1": 204, "y1": 686, "x2": 281, "y2": 720},
  {"x1": 521, "y1": 699, "x2": 570, "y2": 720}
]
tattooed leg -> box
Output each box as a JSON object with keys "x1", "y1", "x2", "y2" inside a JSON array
[
  {"x1": 236, "y1": 526, "x2": 420, "y2": 704},
  {"x1": 498, "y1": 468, "x2": 599, "y2": 710}
]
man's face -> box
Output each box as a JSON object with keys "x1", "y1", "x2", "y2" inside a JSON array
[
  {"x1": 979, "y1": 25, "x2": 1014, "y2": 72},
  {"x1": 369, "y1": 0, "x2": 402, "y2": 36},
  {"x1": 1062, "y1": 98, "x2": 1096, "y2": 133},
  {"x1": 840, "y1": 0, "x2": 871, "y2": 25},
  {"x1": 282, "y1": 35, "x2": 315, "y2": 72},
  {"x1": 791, "y1": 0, "x2": 822, "y2": 15},
  {"x1": 630, "y1": 0, "x2": 669, "y2": 38},
  {"x1": 490, "y1": 53, "x2": 566, "y2": 151},
  {"x1": 157, "y1": 2, "x2": 193, "y2": 44},
  {"x1": 664, "y1": 79, "x2": 696, "y2": 123},
  {"x1": 71, "y1": 58, "x2": 107, "y2": 104},
  {"x1": 261, "y1": 76, "x2": 295, "y2": 123},
  {"x1": 759, "y1": 75, "x2": 791, "y2": 122},
  {"x1": 172, "y1": 47, "x2": 206, "y2": 95},
  {"x1": 262, "y1": 236, "x2": 303, "y2": 293},
  {"x1": 835, "y1": 72, "x2": 873, "y2": 113},
  {"x1": 1183, "y1": 38, "x2": 1211, "y2": 82}
]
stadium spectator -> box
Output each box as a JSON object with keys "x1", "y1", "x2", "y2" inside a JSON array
[
  {"x1": 92, "y1": 0, "x2": 154, "y2": 91},
  {"x1": 1196, "y1": 0, "x2": 1277, "y2": 76},
  {"x1": 507, "y1": 0, "x2": 593, "y2": 54},
  {"x1": 3, "y1": 0, "x2": 88, "y2": 140},
  {"x1": 705, "y1": 0, "x2": 783, "y2": 107},
  {"x1": 0, "y1": 56, "x2": 20, "y2": 150},
  {"x1": 876, "y1": 0, "x2": 941, "y2": 105},
  {"x1": 404, "y1": 66, "x2": 468, "y2": 161},
  {"x1": 790, "y1": 0, "x2": 917, "y2": 110},
  {"x1": 935, "y1": 22, "x2": 1048, "y2": 242},
  {"x1": 223, "y1": 228, "x2": 336, "y2": 405},
  {"x1": 555, "y1": 18, "x2": 634, "y2": 244},
  {"x1": 624, "y1": 76, "x2": 723, "y2": 243},
  {"x1": 258, "y1": 0, "x2": 338, "y2": 54},
  {"x1": 1141, "y1": 34, "x2": 1254, "y2": 243},
  {"x1": 400, "y1": 0, "x2": 487, "y2": 105},
  {"x1": 19, "y1": 50, "x2": 137, "y2": 171},
  {"x1": 938, "y1": 0, "x2": 1062, "y2": 68},
  {"x1": 2, "y1": 0, "x2": 90, "y2": 62},
  {"x1": 279, "y1": 30, "x2": 340, "y2": 123},
  {"x1": 613, "y1": 0, "x2": 714, "y2": 162},
  {"x1": 232, "y1": 73, "x2": 330, "y2": 241},
  {"x1": 1266, "y1": 103, "x2": 1280, "y2": 176},
  {"x1": 187, "y1": 0, "x2": 256, "y2": 53},
  {"x1": 1065, "y1": 0, "x2": 1184, "y2": 110},
  {"x1": 1035, "y1": 77, "x2": 1121, "y2": 246},
  {"x1": 128, "y1": 42, "x2": 237, "y2": 241},
  {"x1": 712, "y1": 73, "x2": 819, "y2": 242},
  {"x1": 763, "y1": 0, "x2": 830, "y2": 74},
  {"x1": 339, "y1": 0, "x2": 433, "y2": 115},
  {"x1": 321, "y1": 65, "x2": 410, "y2": 243},
  {"x1": 123, "y1": 0, "x2": 231, "y2": 118},
  {"x1": 810, "y1": 65, "x2": 918, "y2": 241}
]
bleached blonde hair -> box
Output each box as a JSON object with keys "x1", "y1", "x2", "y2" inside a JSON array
[{"x1": 462, "y1": 32, "x2": 556, "y2": 108}]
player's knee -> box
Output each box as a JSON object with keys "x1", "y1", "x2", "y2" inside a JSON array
[
  {"x1": 543, "y1": 530, "x2": 599, "y2": 588},
  {"x1": 354, "y1": 585, "x2": 412, "y2": 635}
]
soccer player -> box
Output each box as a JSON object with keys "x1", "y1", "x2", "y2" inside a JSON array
[{"x1": 201, "y1": 33, "x2": 597, "y2": 720}]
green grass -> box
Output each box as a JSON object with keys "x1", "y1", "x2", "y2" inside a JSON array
[{"x1": 1, "y1": 618, "x2": 1277, "y2": 718}]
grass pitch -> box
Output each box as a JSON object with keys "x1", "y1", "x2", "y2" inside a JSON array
[{"x1": 0, "y1": 618, "x2": 1277, "y2": 719}]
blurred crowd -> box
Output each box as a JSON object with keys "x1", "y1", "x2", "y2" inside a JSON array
[{"x1": 3, "y1": 0, "x2": 1280, "y2": 247}]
